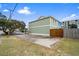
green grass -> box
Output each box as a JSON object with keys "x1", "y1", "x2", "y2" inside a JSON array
[{"x1": 0, "y1": 36, "x2": 79, "y2": 56}]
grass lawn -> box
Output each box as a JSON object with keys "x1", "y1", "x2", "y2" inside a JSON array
[
  {"x1": 52, "y1": 38, "x2": 79, "y2": 56},
  {"x1": 0, "y1": 36, "x2": 79, "y2": 56},
  {"x1": 0, "y1": 36, "x2": 55, "y2": 56}
]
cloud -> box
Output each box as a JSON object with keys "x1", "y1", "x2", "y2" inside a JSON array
[
  {"x1": 17, "y1": 7, "x2": 32, "y2": 15},
  {"x1": 3, "y1": 9, "x2": 9, "y2": 12},
  {"x1": 70, "y1": 14, "x2": 76, "y2": 17},
  {"x1": 77, "y1": 6, "x2": 79, "y2": 9},
  {"x1": 61, "y1": 14, "x2": 78, "y2": 21}
]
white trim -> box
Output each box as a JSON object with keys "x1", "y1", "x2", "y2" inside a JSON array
[
  {"x1": 50, "y1": 17, "x2": 52, "y2": 29},
  {"x1": 30, "y1": 33, "x2": 50, "y2": 36},
  {"x1": 29, "y1": 25, "x2": 50, "y2": 28}
]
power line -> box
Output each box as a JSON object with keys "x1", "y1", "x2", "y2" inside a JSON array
[{"x1": 9, "y1": 3, "x2": 18, "y2": 20}]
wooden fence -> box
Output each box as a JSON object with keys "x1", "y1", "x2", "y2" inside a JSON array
[
  {"x1": 50, "y1": 29, "x2": 79, "y2": 39},
  {"x1": 50, "y1": 29, "x2": 63, "y2": 37},
  {"x1": 64, "y1": 29, "x2": 79, "y2": 39}
]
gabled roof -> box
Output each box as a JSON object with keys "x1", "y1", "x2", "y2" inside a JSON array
[{"x1": 29, "y1": 16, "x2": 61, "y2": 24}]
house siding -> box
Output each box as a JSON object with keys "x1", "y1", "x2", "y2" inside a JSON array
[
  {"x1": 50, "y1": 17, "x2": 61, "y2": 29},
  {"x1": 29, "y1": 17, "x2": 50, "y2": 36},
  {"x1": 30, "y1": 26, "x2": 50, "y2": 35},
  {"x1": 29, "y1": 18, "x2": 50, "y2": 28},
  {"x1": 29, "y1": 16, "x2": 61, "y2": 36},
  {"x1": 62, "y1": 20, "x2": 79, "y2": 29}
]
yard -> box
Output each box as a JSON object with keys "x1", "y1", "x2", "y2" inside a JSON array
[{"x1": 0, "y1": 35, "x2": 79, "y2": 56}]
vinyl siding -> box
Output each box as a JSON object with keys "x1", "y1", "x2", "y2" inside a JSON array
[
  {"x1": 50, "y1": 17, "x2": 60, "y2": 29},
  {"x1": 29, "y1": 18, "x2": 50, "y2": 28},
  {"x1": 29, "y1": 16, "x2": 61, "y2": 36},
  {"x1": 29, "y1": 26, "x2": 50, "y2": 34}
]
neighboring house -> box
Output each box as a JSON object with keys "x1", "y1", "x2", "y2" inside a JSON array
[
  {"x1": 29, "y1": 16, "x2": 62, "y2": 36},
  {"x1": 62, "y1": 19, "x2": 79, "y2": 29}
]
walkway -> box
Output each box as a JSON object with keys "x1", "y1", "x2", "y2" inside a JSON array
[
  {"x1": 15, "y1": 33, "x2": 59, "y2": 48},
  {"x1": 33, "y1": 38, "x2": 59, "y2": 48}
]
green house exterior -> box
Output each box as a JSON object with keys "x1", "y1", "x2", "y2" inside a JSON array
[{"x1": 29, "y1": 16, "x2": 61, "y2": 36}]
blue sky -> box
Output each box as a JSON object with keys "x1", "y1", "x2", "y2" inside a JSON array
[{"x1": 0, "y1": 3, "x2": 79, "y2": 27}]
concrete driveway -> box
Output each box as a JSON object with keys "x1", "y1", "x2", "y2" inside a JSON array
[
  {"x1": 33, "y1": 38, "x2": 59, "y2": 48},
  {"x1": 15, "y1": 33, "x2": 59, "y2": 48}
]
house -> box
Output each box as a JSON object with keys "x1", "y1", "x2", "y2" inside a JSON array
[
  {"x1": 62, "y1": 19, "x2": 79, "y2": 29},
  {"x1": 29, "y1": 16, "x2": 62, "y2": 37}
]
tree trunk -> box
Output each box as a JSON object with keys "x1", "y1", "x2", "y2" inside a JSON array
[{"x1": 2, "y1": 28, "x2": 12, "y2": 35}]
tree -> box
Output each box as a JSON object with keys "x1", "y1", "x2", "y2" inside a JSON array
[
  {"x1": 0, "y1": 13, "x2": 26, "y2": 35},
  {"x1": 19, "y1": 21, "x2": 26, "y2": 32},
  {"x1": 0, "y1": 13, "x2": 7, "y2": 19},
  {"x1": 0, "y1": 19, "x2": 26, "y2": 35},
  {"x1": 0, "y1": 13, "x2": 7, "y2": 30},
  {"x1": 0, "y1": 4, "x2": 24, "y2": 35}
]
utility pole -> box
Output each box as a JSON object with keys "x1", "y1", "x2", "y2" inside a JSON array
[
  {"x1": 6, "y1": 4, "x2": 18, "y2": 35},
  {"x1": 8, "y1": 4, "x2": 18, "y2": 20}
]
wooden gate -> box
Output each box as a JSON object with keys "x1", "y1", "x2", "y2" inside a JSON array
[{"x1": 50, "y1": 29, "x2": 63, "y2": 37}]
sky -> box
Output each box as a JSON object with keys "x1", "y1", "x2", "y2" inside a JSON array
[{"x1": 0, "y1": 3, "x2": 79, "y2": 27}]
